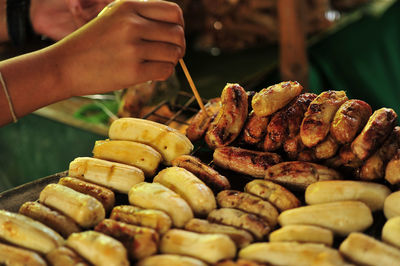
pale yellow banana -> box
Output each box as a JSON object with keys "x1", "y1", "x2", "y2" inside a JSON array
[
  {"x1": 382, "y1": 216, "x2": 400, "y2": 249},
  {"x1": 160, "y1": 229, "x2": 236, "y2": 264},
  {"x1": 69, "y1": 157, "x2": 145, "y2": 194},
  {"x1": 109, "y1": 118, "x2": 194, "y2": 165},
  {"x1": 153, "y1": 167, "x2": 216, "y2": 216},
  {"x1": 384, "y1": 191, "x2": 400, "y2": 219},
  {"x1": 305, "y1": 180, "x2": 391, "y2": 211},
  {"x1": 67, "y1": 231, "x2": 129, "y2": 266},
  {"x1": 239, "y1": 242, "x2": 347, "y2": 266},
  {"x1": 269, "y1": 224, "x2": 333, "y2": 246},
  {"x1": 278, "y1": 201, "x2": 373, "y2": 236},
  {"x1": 340, "y1": 232, "x2": 400, "y2": 266},
  {"x1": 92, "y1": 140, "x2": 162, "y2": 177},
  {"x1": 137, "y1": 254, "x2": 207, "y2": 266},
  {"x1": 0, "y1": 242, "x2": 47, "y2": 266},
  {"x1": 129, "y1": 182, "x2": 193, "y2": 228},
  {"x1": 0, "y1": 210, "x2": 64, "y2": 254},
  {"x1": 39, "y1": 184, "x2": 105, "y2": 228}
]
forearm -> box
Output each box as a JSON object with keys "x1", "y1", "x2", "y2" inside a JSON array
[
  {"x1": 0, "y1": 0, "x2": 9, "y2": 42},
  {"x1": 0, "y1": 46, "x2": 69, "y2": 125}
]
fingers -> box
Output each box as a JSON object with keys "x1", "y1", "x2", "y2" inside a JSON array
[
  {"x1": 138, "y1": 40, "x2": 183, "y2": 64},
  {"x1": 132, "y1": 0, "x2": 184, "y2": 27},
  {"x1": 138, "y1": 61, "x2": 175, "y2": 82}
]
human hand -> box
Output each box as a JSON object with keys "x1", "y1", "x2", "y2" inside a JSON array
[
  {"x1": 50, "y1": 0, "x2": 185, "y2": 97},
  {"x1": 30, "y1": 0, "x2": 112, "y2": 40}
]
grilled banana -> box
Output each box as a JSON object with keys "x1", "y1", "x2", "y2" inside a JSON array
[
  {"x1": 160, "y1": 229, "x2": 236, "y2": 264},
  {"x1": 0, "y1": 242, "x2": 47, "y2": 266},
  {"x1": 239, "y1": 242, "x2": 347, "y2": 266},
  {"x1": 67, "y1": 231, "x2": 129, "y2": 266},
  {"x1": 153, "y1": 167, "x2": 216, "y2": 216},
  {"x1": 269, "y1": 224, "x2": 333, "y2": 246},
  {"x1": 340, "y1": 232, "x2": 400, "y2": 266},
  {"x1": 109, "y1": 117, "x2": 193, "y2": 165},
  {"x1": 383, "y1": 191, "x2": 400, "y2": 219},
  {"x1": 39, "y1": 184, "x2": 105, "y2": 228},
  {"x1": 208, "y1": 208, "x2": 271, "y2": 240},
  {"x1": 278, "y1": 201, "x2": 373, "y2": 236},
  {"x1": 46, "y1": 246, "x2": 89, "y2": 266},
  {"x1": 251, "y1": 81, "x2": 303, "y2": 117},
  {"x1": 305, "y1": 180, "x2": 391, "y2": 211},
  {"x1": 185, "y1": 218, "x2": 254, "y2": 248},
  {"x1": 385, "y1": 150, "x2": 400, "y2": 185},
  {"x1": 129, "y1": 182, "x2": 193, "y2": 228},
  {"x1": 137, "y1": 254, "x2": 207, "y2": 266},
  {"x1": 382, "y1": 216, "x2": 400, "y2": 249},
  {"x1": 110, "y1": 205, "x2": 171, "y2": 235},
  {"x1": 265, "y1": 161, "x2": 342, "y2": 190},
  {"x1": 244, "y1": 180, "x2": 300, "y2": 212},
  {"x1": 92, "y1": 140, "x2": 162, "y2": 177},
  {"x1": 217, "y1": 190, "x2": 278, "y2": 228},
  {"x1": 0, "y1": 210, "x2": 64, "y2": 254},
  {"x1": 68, "y1": 157, "x2": 145, "y2": 194}
]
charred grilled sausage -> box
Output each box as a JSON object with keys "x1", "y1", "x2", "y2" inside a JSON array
[
  {"x1": 351, "y1": 108, "x2": 398, "y2": 160},
  {"x1": 205, "y1": 83, "x2": 248, "y2": 149},
  {"x1": 19, "y1": 201, "x2": 81, "y2": 238},
  {"x1": 300, "y1": 90, "x2": 348, "y2": 148},
  {"x1": 330, "y1": 99, "x2": 372, "y2": 144},
  {"x1": 172, "y1": 155, "x2": 231, "y2": 193},
  {"x1": 186, "y1": 98, "x2": 221, "y2": 142},
  {"x1": 213, "y1": 147, "x2": 282, "y2": 178}
]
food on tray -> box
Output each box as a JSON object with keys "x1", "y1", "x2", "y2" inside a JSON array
[
  {"x1": 300, "y1": 90, "x2": 348, "y2": 148},
  {"x1": 251, "y1": 81, "x2": 303, "y2": 117},
  {"x1": 305, "y1": 180, "x2": 391, "y2": 211},
  {"x1": 92, "y1": 140, "x2": 162, "y2": 177},
  {"x1": 46, "y1": 246, "x2": 88, "y2": 266},
  {"x1": 186, "y1": 97, "x2": 221, "y2": 142},
  {"x1": 265, "y1": 161, "x2": 342, "y2": 190},
  {"x1": 269, "y1": 224, "x2": 334, "y2": 246},
  {"x1": 278, "y1": 201, "x2": 373, "y2": 236},
  {"x1": 213, "y1": 147, "x2": 282, "y2": 178},
  {"x1": 108, "y1": 117, "x2": 193, "y2": 165},
  {"x1": 205, "y1": 83, "x2": 248, "y2": 149},
  {"x1": 217, "y1": 190, "x2": 278, "y2": 228},
  {"x1": 128, "y1": 182, "x2": 193, "y2": 228},
  {"x1": 383, "y1": 191, "x2": 400, "y2": 219},
  {"x1": 215, "y1": 258, "x2": 267, "y2": 266},
  {"x1": 172, "y1": 154, "x2": 231, "y2": 193},
  {"x1": 385, "y1": 149, "x2": 400, "y2": 184},
  {"x1": 160, "y1": 229, "x2": 236, "y2": 264},
  {"x1": 244, "y1": 180, "x2": 300, "y2": 212},
  {"x1": 0, "y1": 242, "x2": 47, "y2": 266},
  {"x1": 0, "y1": 210, "x2": 64, "y2": 254},
  {"x1": 330, "y1": 99, "x2": 372, "y2": 144},
  {"x1": 94, "y1": 219, "x2": 159, "y2": 260},
  {"x1": 208, "y1": 208, "x2": 271, "y2": 240},
  {"x1": 19, "y1": 201, "x2": 81, "y2": 238},
  {"x1": 67, "y1": 231, "x2": 129, "y2": 266},
  {"x1": 314, "y1": 135, "x2": 340, "y2": 160},
  {"x1": 339, "y1": 232, "x2": 400, "y2": 265},
  {"x1": 184, "y1": 218, "x2": 254, "y2": 248},
  {"x1": 59, "y1": 177, "x2": 115, "y2": 213},
  {"x1": 239, "y1": 242, "x2": 346, "y2": 265},
  {"x1": 382, "y1": 217, "x2": 400, "y2": 249},
  {"x1": 351, "y1": 107, "x2": 398, "y2": 160},
  {"x1": 137, "y1": 254, "x2": 207, "y2": 266},
  {"x1": 39, "y1": 183, "x2": 105, "y2": 228},
  {"x1": 239, "y1": 111, "x2": 270, "y2": 146},
  {"x1": 69, "y1": 157, "x2": 145, "y2": 194},
  {"x1": 110, "y1": 205, "x2": 171, "y2": 235},
  {"x1": 153, "y1": 167, "x2": 216, "y2": 216}
]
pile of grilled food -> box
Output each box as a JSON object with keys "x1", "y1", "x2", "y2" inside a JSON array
[{"x1": 1, "y1": 81, "x2": 400, "y2": 265}]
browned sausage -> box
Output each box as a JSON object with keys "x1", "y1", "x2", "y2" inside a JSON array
[
  {"x1": 213, "y1": 147, "x2": 282, "y2": 178},
  {"x1": 205, "y1": 83, "x2": 248, "y2": 149}
]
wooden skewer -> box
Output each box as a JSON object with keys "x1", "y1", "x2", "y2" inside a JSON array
[{"x1": 179, "y1": 59, "x2": 208, "y2": 115}]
